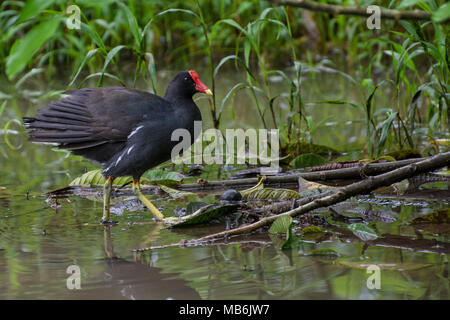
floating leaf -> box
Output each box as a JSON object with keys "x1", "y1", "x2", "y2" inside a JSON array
[
  {"x1": 144, "y1": 169, "x2": 184, "y2": 185},
  {"x1": 269, "y1": 215, "x2": 293, "y2": 234},
  {"x1": 268, "y1": 215, "x2": 295, "y2": 249},
  {"x1": 69, "y1": 169, "x2": 150, "y2": 186},
  {"x1": 298, "y1": 177, "x2": 336, "y2": 193},
  {"x1": 70, "y1": 169, "x2": 184, "y2": 187},
  {"x1": 158, "y1": 185, "x2": 194, "y2": 198},
  {"x1": 347, "y1": 223, "x2": 378, "y2": 241},
  {"x1": 243, "y1": 188, "x2": 301, "y2": 201}
]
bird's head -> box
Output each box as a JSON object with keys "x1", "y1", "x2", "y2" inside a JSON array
[{"x1": 165, "y1": 70, "x2": 212, "y2": 99}]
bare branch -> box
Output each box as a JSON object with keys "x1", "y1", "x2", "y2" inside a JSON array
[
  {"x1": 138, "y1": 152, "x2": 449, "y2": 250},
  {"x1": 269, "y1": 0, "x2": 445, "y2": 22},
  {"x1": 177, "y1": 158, "x2": 427, "y2": 191}
]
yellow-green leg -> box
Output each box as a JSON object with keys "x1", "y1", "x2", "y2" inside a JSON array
[
  {"x1": 102, "y1": 176, "x2": 114, "y2": 222},
  {"x1": 132, "y1": 179, "x2": 164, "y2": 220}
]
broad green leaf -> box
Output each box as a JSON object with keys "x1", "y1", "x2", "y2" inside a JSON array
[
  {"x1": 347, "y1": 223, "x2": 378, "y2": 241},
  {"x1": 242, "y1": 188, "x2": 301, "y2": 201},
  {"x1": 268, "y1": 215, "x2": 296, "y2": 249},
  {"x1": 269, "y1": 215, "x2": 293, "y2": 234},
  {"x1": 69, "y1": 169, "x2": 150, "y2": 186},
  {"x1": 158, "y1": 185, "x2": 194, "y2": 198},
  {"x1": 6, "y1": 16, "x2": 60, "y2": 79},
  {"x1": 398, "y1": 0, "x2": 427, "y2": 9},
  {"x1": 432, "y1": 3, "x2": 450, "y2": 22},
  {"x1": 143, "y1": 169, "x2": 185, "y2": 185},
  {"x1": 17, "y1": 0, "x2": 56, "y2": 23}
]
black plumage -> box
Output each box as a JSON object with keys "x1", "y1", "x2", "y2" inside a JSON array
[{"x1": 24, "y1": 70, "x2": 211, "y2": 222}]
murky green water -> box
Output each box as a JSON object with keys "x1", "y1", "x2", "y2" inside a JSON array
[{"x1": 0, "y1": 70, "x2": 448, "y2": 299}]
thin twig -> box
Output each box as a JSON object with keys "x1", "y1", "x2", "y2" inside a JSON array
[{"x1": 269, "y1": 0, "x2": 445, "y2": 22}]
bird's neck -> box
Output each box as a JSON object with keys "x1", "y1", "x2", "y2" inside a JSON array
[{"x1": 164, "y1": 84, "x2": 191, "y2": 103}]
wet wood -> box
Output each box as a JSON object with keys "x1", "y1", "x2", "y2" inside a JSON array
[
  {"x1": 147, "y1": 152, "x2": 450, "y2": 247},
  {"x1": 177, "y1": 157, "x2": 430, "y2": 191}
]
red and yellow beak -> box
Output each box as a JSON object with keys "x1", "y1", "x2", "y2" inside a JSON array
[{"x1": 189, "y1": 70, "x2": 212, "y2": 95}]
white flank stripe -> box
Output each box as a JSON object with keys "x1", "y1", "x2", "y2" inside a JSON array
[
  {"x1": 127, "y1": 145, "x2": 135, "y2": 155},
  {"x1": 128, "y1": 125, "x2": 144, "y2": 139},
  {"x1": 114, "y1": 154, "x2": 123, "y2": 167}
]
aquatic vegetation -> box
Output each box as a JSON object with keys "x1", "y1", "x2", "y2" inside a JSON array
[
  {"x1": 0, "y1": 0, "x2": 449, "y2": 301},
  {"x1": 1, "y1": 0, "x2": 448, "y2": 161}
]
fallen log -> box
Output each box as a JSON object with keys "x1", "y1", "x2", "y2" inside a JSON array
[{"x1": 177, "y1": 157, "x2": 430, "y2": 191}]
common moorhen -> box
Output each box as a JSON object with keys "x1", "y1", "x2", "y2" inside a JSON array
[{"x1": 24, "y1": 70, "x2": 212, "y2": 223}]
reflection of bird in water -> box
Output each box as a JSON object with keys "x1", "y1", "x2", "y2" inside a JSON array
[{"x1": 66, "y1": 226, "x2": 200, "y2": 300}]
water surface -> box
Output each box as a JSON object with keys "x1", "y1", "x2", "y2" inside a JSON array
[{"x1": 0, "y1": 70, "x2": 448, "y2": 299}]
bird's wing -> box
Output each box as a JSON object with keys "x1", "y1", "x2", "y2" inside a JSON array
[{"x1": 24, "y1": 87, "x2": 173, "y2": 163}]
